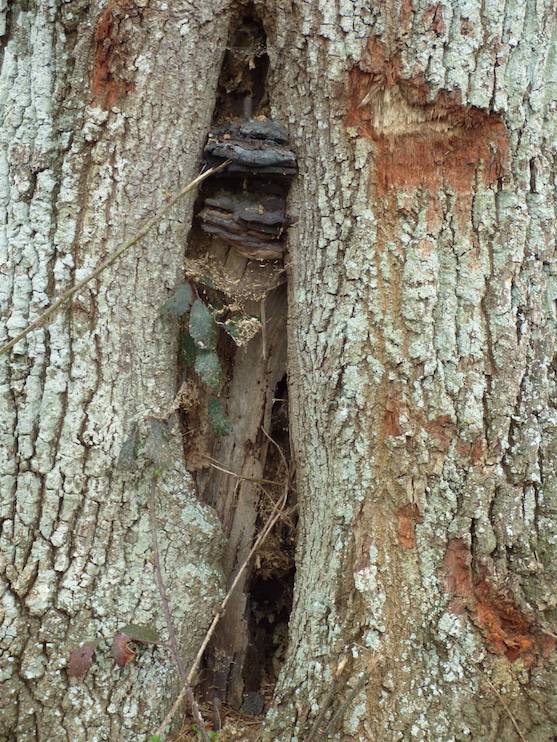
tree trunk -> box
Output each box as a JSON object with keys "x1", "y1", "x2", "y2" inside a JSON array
[
  {"x1": 2, "y1": 1, "x2": 557, "y2": 741},
  {"x1": 0, "y1": 3, "x2": 227, "y2": 740},
  {"x1": 266, "y1": 1, "x2": 557, "y2": 740}
]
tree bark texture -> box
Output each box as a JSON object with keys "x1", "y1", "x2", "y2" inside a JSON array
[
  {"x1": 265, "y1": 1, "x2": 557, "y2": 740},
  {"x1": 2, "y1": 1, "x2": 557, "y2": 741},
  {"x1": 0, "y1": 2, "x2": 227, "y2": 740}
]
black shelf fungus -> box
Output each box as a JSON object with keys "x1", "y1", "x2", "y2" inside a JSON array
[{"x1": 199, "y1": 117, "x2": 297, "y2": 260}]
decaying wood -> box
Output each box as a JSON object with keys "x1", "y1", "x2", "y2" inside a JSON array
[
  {"x1": 187, "y1": 274, "x2": 288, "y2": 709},
  {"x1": 3, "y1": 1, "x2": 557, "y2": 740}
]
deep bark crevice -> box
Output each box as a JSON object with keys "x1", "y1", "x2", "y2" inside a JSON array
[
  {"x1": 242, "y1": 374, "x2": 296, "y2": 706},
  {"x1": 176, "y1": 3, "x2": 298, "y2": 726}
]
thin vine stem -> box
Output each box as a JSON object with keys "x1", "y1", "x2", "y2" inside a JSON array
[
  {"x1": 318, "y1": 671, "x2": 370, "y2": 741},
  {"x1": 0, "y1": 162, "x2": 229, "y2": 357},
  {"x1": 154, "y1": 481, "x2": 289, "y2": 737},
  {"x1": 305, "y1": 657, "x2": 349, "y2": 742}
]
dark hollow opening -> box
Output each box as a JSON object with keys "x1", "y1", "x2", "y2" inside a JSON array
[
  {"x1": 213, "y1": 4, "x2": 270, "y2": 121},
  {"x1": 241, "y1": 373, "x2": 297, "y2": 713}
]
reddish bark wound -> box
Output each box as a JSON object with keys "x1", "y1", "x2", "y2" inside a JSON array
[
  {"x1": 381, "y1": 389, "x2": 489, "y2": 469},
  {"x1": 443, "y1": 539, "x2": 554, "y2": 662},
  {"x1": 345, "y1": 44, "x2": 509, "y2": 196},
  {"x1": 395, "y1": 503, "x2": 423, "y2": 548},
  {"x1": 372, "y1": 126, "x2": 507, "y2": 195},
  {"x1": 91, "y1": 3, "x2": 136, "y2": 109}
]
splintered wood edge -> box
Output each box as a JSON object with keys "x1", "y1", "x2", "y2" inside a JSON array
[{"x1": 184, "y1": 251, "x2": 286, "y2": 304}]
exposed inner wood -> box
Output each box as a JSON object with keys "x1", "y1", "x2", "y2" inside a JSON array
[
  {"x1": 181, "y1": 6, "x2": 296, "y2": 715},
  {"x1": 193, "y1": 277, "x2": 288, "y2": 710}
]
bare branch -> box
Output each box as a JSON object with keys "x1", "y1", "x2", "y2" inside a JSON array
[
  {"x1": 0, "y1": 162, "x2": 229, "y2": 357},
  {"x1": 203, "y1": 454, "x2": 285, "y2": 487},
  {"x1": 149, "y1": 478, "x2": 211, "y2": 742}
]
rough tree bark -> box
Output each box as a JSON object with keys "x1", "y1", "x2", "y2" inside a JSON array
[
  {"x1": 1, "y1": 1, "x2": 557, "y2": 742},
  {"x1": 267, "y1": 1, "x2": 557, "y2": 740},
  {"x1": 0, "y1": 2, "x2": 227, "y2": 740}
]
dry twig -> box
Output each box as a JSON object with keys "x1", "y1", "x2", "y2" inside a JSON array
[
  {"x1": 305, "y1": 656, "x2": 371, "y2": 742},
  {"x1": 203, "y1": 455, "x2": 284, "y2": 487},
  {"x1": 149, "y1": 477, "x2": 211, "y2": 742},
  {"x1": 0, "y1": 162, "x2": 229, "y2": 357}
]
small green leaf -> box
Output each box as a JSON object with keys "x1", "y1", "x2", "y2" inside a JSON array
[
  {"x1": 195, "y1": 350, "x2": 223, "y2": 392},
  {"x1": 208, "y1": 399, "x2": 232, "y2": 436},
  {"x1": 192, "y1": 727, "x2": 220, "y2": 741},
  {"x1": 179, "y1": 331, "x2": 198, "y2": 368},
  {"x1": 118, "y1": 624, "x2": 160, "y2": 643},
  {"x1": 147, "y1": 737, "x2": 164, "y2": 742},
  {"x1": 161, "y1": 283, "x2": 193, "y2": 317},
  {"x1": 189, "y1": 299, "x2": 217, "y2": 350}
]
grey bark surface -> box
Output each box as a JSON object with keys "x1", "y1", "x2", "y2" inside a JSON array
[
  {"x1": 2, "y1": 1, "x2": 557, "y2": 741},
  {"x1": 0, "y1": 2, "x2": 228, "y2": 740},
  {"x1": 265, "y1": 0, "x2": 557, "y2": 740}
]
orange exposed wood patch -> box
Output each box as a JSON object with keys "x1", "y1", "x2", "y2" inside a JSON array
[
  {"x1": 383, "y1": 406, "x2": 402, "y2": 436},
  {"x1": 395, "y1": 503, "x2": 423, "y2": 548},
  {"x1": 424, "y1": 415, "x2": 456, "y2": 450},
  {"x1": 474, "y1": 576, "x2": 536, "y2": 660},
  {"x1": 443, "y1": 539, "x2": 554, "y2": 662},
  {"x1": 372, "y1": 126, "x2": 506, "y2": 195},
  {"x1": 91, "y1": 3, "x2": 136, "y2": 109},
  {"x1": 345, "y1": 47, "x2": 509, "y2": 196},
  {"x1": 358, "y1": 37, "x2": 402, "y2": 83}
]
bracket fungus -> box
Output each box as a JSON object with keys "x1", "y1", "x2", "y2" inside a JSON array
[{"x1": 199, "y1": 117, "x2": 297, "y2": 260}]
